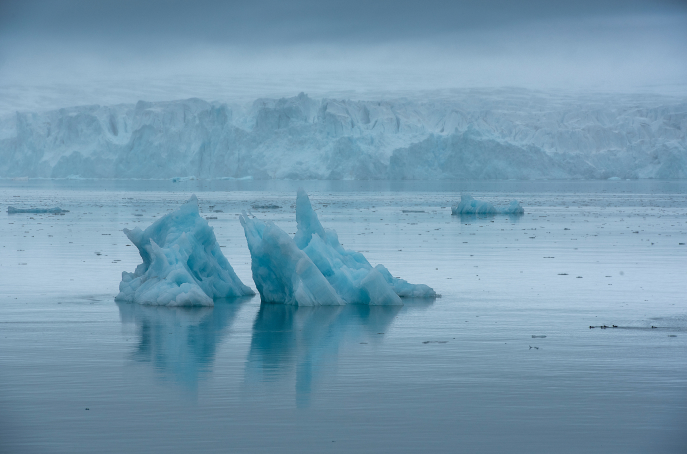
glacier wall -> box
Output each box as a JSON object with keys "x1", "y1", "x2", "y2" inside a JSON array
[{"x1": 1, "y1": 91, "x2": 685, "y2": 180}]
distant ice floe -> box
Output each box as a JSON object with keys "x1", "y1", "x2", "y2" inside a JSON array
[
  {"x1": 7, "y1": 206, "x2": 69, "y2": 214},
  {"x1": 171, "y1": 176, "x2": 196, "y2": 183},
  {"x1": 451, "y1": 194, "x2": 524, "y2": 216},
  {"x1": 240, "y1": 189, "x2": 436, "y2": 306},
  {"x1": 116, "y1": 195, "x2": 254, "y2": 306}
]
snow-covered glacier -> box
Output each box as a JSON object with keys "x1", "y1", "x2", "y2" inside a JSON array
[
  {"x1": 116, "y1": 195, "x2": 254, "y2": 306},
  {"x1": 240, "y1": 189, "x2": 435, "y2": 305},
  {"x1": 1, "y1": 90, "x2": 685, "y2": 180}
]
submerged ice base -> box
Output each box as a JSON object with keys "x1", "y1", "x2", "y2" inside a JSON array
[
  {"x1": 240, "y1": 189, "x2": 436, "y2": 306},
  {"x1": 116, "y1": 195, "x2": 254, "y2": 306},
  {"x1": 451, "y1": 194, "x2": 524, "y2": 216}
]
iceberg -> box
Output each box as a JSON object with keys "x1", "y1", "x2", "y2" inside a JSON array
[
  {"x1": 7, "y1": 206, "x2": 69, "y2": 214},
  {"x1": 240, "y1": 189, "x2": 436, "y2": 306},
  {"x1": 240, "y1": 213, "x2": 344, "y2": 306},
  {"x1": 451, "y1": 194, "x2": 524, "y2": 216},
  {"x1": 294, "y1": 189, "x2": 436, "y2": 302},
  {"x1": 116, "y1": 195, "x2": 254, "y2": 306}
]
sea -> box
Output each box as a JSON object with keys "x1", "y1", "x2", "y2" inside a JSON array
[{"x1": 1, "y1": 179, "x2": 685, "y2": 453}]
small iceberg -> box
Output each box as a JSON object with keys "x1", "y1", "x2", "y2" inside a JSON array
[
  {"x1": 451, "y1": 194, "x2": 524, "y2": 216},
  {"x1": 240, "y1": 189, "x2": 436, "y2": 306},
  {"x1": 116, "y1": 195, "x2": 254, "y2": 306},
  {"x1": 7, "y1": 206, "x2": 69, "y2": 214},
  {"x1": 172, "y1": 176, "x2": 196, "y2": 183}
]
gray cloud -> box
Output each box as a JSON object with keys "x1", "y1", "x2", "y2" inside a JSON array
[
  {"x1": 2, "y1": 0, "x2": 685, "y2": 46},
  {"x1": 0, "y1": 0, "x2": 685, "y2": 112}
]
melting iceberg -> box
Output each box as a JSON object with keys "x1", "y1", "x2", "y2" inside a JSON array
[
  {"x1": 240, "y1": 189, "x2": 436, "y2": 306},
  {"x1": 7, "y1": 206, "x2": 69, "y2": 214},
  {"x1": 116, "y1": 195, "x2": 254, "y2": 306},
  {"x1": 451, "y1": 194, "x2": 524, "y2": 216}
]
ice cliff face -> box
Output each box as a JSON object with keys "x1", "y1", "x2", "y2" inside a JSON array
[{"x1": 1, "y1": 91, "x2": 685, "y2": 179}]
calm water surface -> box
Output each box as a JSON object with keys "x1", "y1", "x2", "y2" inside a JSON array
[{"x1": 1, "y1": 180, "x2": 686, "y2": 453}]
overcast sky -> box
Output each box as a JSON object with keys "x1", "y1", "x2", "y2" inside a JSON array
[{"x1": 0, "y1": 0, "x2": 686, "y2": 111}]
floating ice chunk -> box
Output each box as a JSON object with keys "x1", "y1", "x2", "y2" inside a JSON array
[
  {"x1": 373, "y1": 264, "x2": 437, "y2": 298},
  {"x1": 294, "y1": 189, "x2": 436, "y2": 303},
  {"x1": 239, "y1": 190, "x2": 436, "y2": 305},
  {"x1": 7, "y1": 206, "x2": 69, "y2": 214},
  {"x1": 502, "y1": 199, "x2": 525, "y2": 215},
  {"x1": 451, "y1": 194, "x2": 524, "y2": 216},
  {"x1": 240, "y1": 213, "x2": 343, "y2": 306},
  {"x1": 172, "y1": 176, "x2": 196, "y2": 183},
  {"x1": 116, "y1": 195, "x2": 254, "y2": 306},
  {"x1": 451, "y1": 195, "x2": 498, "y2": 215}
]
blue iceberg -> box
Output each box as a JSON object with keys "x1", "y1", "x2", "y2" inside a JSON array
[
  {"x1": 240, "y1": 213, "x2": 344, "y2": 306},
  {"x1": 240, "y1": 189, "x2": 436, "y2": 306},
  {"x1": 451, "y1": 194, "x2": 524, "y2": 216},
  {"x1": 116, "y1": 195, "x2": 254, "y2": 306}
]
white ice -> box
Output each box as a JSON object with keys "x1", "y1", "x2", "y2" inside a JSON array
[
  {"x1": 451, "y1": 194, "x2": 524, "y2": 216},
  {"x1": 1, "y1": 91, "x2": 685, "y2": 180},
  {"x1": 116, "y1": 195, "x2": 254, "y2": 306},
  {"x1": 240, "y1": 189, "x2": 436, "y2": 306}
]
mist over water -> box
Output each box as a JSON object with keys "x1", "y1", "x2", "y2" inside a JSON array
[{"x1": 1, "y1": 0, "x2": 686, "y2": 114}]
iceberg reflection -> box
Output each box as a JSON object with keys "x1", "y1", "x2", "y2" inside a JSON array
[
  {"x1": 117, "y1": 297, "x2": 252, "y2": 388},
  {"x1": 245, "y1": 300, "x2": 433, "y2": 407}
]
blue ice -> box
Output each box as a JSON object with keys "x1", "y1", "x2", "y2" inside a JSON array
[
  {"x1": 240, "y1": 213, "x2": 344, "y2": 306},
  {"x1": 116, "y1": 195, "x2": 254, "y2": 306},
  {"x1": 451, "y1": 194, "x2": 524, "y2": 216},
  {"x1": 240, "y1": 189, "x2": 436, "y2": 306}
]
